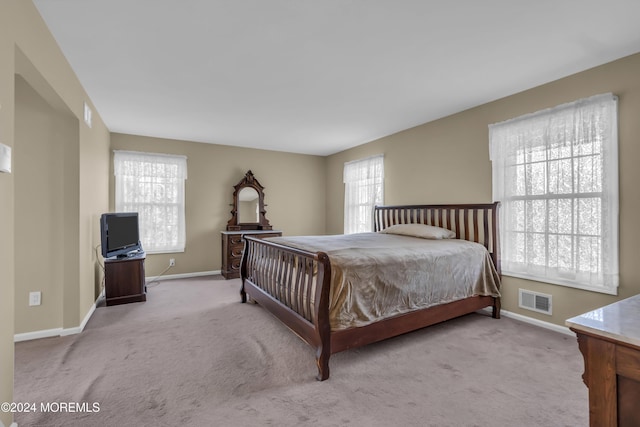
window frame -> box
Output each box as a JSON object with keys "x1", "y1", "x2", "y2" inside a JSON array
[
  {"x1": 114, "y1": 150, "x2": 188, "y2": 254},
  {"x1": 489, "y1": 93, "x2": 619, "y2": 295},
  {"x1": 343, "y1": 154, "x2": 384, "y2": 234}
]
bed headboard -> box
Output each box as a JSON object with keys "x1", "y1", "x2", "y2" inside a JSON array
[{"x1": 374, "y1": 203, "x2": 500, "y2": 273}]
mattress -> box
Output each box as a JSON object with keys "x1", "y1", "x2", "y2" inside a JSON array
[{"x1": 266, "y1": 232, "x2": 501, "y2": 330}]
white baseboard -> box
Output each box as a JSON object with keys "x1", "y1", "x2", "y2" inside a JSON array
[
  {"x1": 14, "y1": 328, "x2": 64, "y2": 343},
  {"x1": 146, "y1": 270, "x2": 220, "y2": 282},
  {"x1": 14, "y1": 289, "x2": 104, "y2": 343},
  {"x1": 60, "y1": 291, "x2": 100, "y2": 337},
  {"x1": 14, "y1": 272, "x2": 221, "y2": 342},
  {"x1": 483, "y1": 307, "x2": 574, "y2": 336}
]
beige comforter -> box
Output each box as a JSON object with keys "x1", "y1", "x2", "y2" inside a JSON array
[{"x1": 266, "y1": 233, "x2": 501, "y2": 330}]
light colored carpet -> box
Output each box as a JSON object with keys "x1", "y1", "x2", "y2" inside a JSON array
[{"x1": 14, "y1": 276, "x2": 588, "y2": 426}]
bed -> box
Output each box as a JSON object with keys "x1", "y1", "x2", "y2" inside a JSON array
[{"x1": 240, "y1": 203, "x2": 501, "y2": 380}]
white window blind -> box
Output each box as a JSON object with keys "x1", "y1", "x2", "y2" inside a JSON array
[
  {"x1": 114, "y1": 151, "x2": 187, "y2": 253},
  {"x1": 489, "y1": 93, "x2": 618, "y2": 294},
  {"x1": 344, "y1": 155, "x2": 384, "y2": 234}
]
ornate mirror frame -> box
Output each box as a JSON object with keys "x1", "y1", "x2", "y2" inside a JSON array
[{"x1": 226, "y1": 170, "x2": 273, "y2": 231}]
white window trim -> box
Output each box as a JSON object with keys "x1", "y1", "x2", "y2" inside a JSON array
[
  {"x1": 114, "y1": 150, "x2": 188, "y2": 254},
  {"x1": 343, "y1": 154, "x2": 384, "y2": 234},
  {"x1": 490, "y1": 93, "x2": 619, "y2": 295}
]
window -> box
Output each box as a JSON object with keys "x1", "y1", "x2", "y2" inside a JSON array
[
  {"x1": 343, "y1": 155, "x2": 384, "y2": 234},
  {"x1": 114, "y1": 151, "x2": 188, "y2": 253},
  {"x1": 489, "y1": 93, "x2": 618, "y2": 294}
]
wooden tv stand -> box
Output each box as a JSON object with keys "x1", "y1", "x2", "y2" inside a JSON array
[{"x1": 104, "y1": 252, "x2": 146, "y2": 306}]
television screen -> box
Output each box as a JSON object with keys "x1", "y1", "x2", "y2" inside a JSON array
[{"x1": 100, "y1": 212, "x2": 142, "y2": 259}]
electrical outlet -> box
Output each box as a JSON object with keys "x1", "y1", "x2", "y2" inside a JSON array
[
  {"x1": 29, "y1": 291, "x2": 41, "y2": 306},
  {"x1": 169, "y1": 258, "x2": 175, "y2": 267}
]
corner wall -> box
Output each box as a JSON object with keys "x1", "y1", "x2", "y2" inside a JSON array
[{"x1": 14, "y1": 74, "x2": 75, "y2": 333}]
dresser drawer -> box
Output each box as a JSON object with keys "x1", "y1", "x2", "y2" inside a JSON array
[
  {"x1": 228, "y1": 234, "x2": 277, "y2": 259},
  {"x1": 228, "y1": 243, "x2": 244, "y2": 259},
  {"x1": 229, "y1": 235, "x2": 243, "y2": 245},
  {"x1": 230, "y1": 257, "x2": 241, "y2": 272},
  {"x1": 221, "y1": 230, "x2": 282, "y2": 279}
]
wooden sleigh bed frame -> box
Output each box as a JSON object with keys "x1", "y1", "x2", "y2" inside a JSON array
[{"x1": 240, "y1": 203, "x2": 501, "y2": 381}]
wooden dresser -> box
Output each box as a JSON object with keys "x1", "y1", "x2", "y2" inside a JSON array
[
  {"x1": 221, "y1": 230, "x2": 281, "y2": 279},
  {"x1": 566, "y1": 295, "x2": 640, "y2": 427}
]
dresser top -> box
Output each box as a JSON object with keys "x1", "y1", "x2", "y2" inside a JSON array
[
  {"x1": 221, "y1": 230, "x2": 282, "y2": 235},
  {"x1": 566, "y1": 293, "x2": 640, "y2": 347}
]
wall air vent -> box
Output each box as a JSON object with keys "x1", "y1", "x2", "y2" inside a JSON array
[{"x1": 519, "y1": 289, "x2": 552, "y2": 315}]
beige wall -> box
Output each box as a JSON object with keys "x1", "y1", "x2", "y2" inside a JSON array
[
  {"x1": 0, "y1": 5, "x2": 16, "y2": 425},
  {"x1": 0, "y1": 1, "x2": 111, "y2": 423},
  {"x1": 327, "y1": 52, "x2": 640, "y2": 327},
  {"x1": 14, "y1": 74, "x2": 73, "y2": 333},
  {"x1": 0, "y1": 4, "x2": 637, "y2": 424},
  {"x1": 110, "y1": 133, "x2": 326, "y2": 277}
]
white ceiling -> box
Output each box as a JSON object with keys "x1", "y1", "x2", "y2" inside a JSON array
[{"x1": 33, "y1": 0, "x2": 640, "y2": 156}]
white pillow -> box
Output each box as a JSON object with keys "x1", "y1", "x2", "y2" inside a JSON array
[{"x1": 379, "y1": 223, "x2": 456, "y2": 240}]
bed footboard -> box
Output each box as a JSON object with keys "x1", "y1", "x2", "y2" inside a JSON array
[
  {"x1": 240, "y1": 236, "x2": 333, "y2": 380},
  {"x1": 240, "y1": 203, "x2": 501, "y2": 381}
]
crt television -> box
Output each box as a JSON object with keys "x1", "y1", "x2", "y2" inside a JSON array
[{"x1": 100, "y1": 212, "x2": 143, "y2": 259}]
